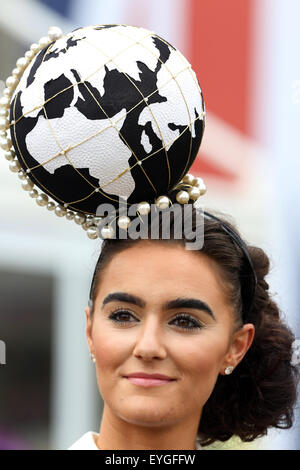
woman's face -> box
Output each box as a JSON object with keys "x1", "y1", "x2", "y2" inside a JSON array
[{"x1": 86, "y1": 242, "x2": 254, "y2": 429}]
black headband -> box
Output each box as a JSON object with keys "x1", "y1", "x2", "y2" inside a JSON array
[{"x1": 203, "y1": 211, "x2": 257, "y2": 322}]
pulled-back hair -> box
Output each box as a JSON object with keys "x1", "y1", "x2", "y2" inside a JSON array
[{"x1": 88, "y1": 205, "x2": 299, "y2": 447}]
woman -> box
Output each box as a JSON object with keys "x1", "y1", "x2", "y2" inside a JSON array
[
  {"x1": 1, "y1": 22, "x2": 297, "y2": 450},
  {"x1": 67, "y1": 207, "x2": 299, "y2": 450}
]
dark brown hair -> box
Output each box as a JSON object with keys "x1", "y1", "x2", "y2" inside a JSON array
[{"x1": 88, "y1": 206, "x2": 299, "y2": 446}]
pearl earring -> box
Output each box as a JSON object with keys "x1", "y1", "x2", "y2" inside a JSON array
[
  {"x1": 224, "y1": 366, "x2": 234, "y2": 375},
  {"x1": 90, "y1": 353, "x2": 96, "y2": 363}
]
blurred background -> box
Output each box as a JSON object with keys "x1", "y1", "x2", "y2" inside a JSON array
[{"x1": 0, "y1": 0, "x2": 299, "y2": 450}]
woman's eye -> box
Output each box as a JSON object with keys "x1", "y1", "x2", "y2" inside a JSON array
[
  {"x1": 170, "y1": 314, "x2": 202, "y2": 331},
  {"x1": 108, "y1": 310, "x2": 137, "y2": 325},
  {"x1": 108, "y1": 310, "x2": 202, "y2": 331}
]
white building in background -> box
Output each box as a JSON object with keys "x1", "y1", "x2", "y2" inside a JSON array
[{"x1": 251, "y1": 0, "x2": 300, "y2": 450}]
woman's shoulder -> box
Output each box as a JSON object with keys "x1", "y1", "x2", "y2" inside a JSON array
[{"x1": 67, "y1": 431, "x2": 99, "y2": 450}]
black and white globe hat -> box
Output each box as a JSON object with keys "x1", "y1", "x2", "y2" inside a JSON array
[{"x1": 0, "y1": 24, "x2": 207, "y2": 239}]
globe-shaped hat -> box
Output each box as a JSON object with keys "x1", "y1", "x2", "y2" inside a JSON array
[{"x1": 1, "y1": 24, "x2": 206, "y2": 239}]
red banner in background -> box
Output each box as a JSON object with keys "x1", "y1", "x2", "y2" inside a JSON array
[{"x1": 188, "y1": 0, "x2": 253, "y2": 182}]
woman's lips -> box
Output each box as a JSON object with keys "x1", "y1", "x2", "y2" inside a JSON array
[{"x1": 126, "y1": 377, "x2": 176, "y2": 387}]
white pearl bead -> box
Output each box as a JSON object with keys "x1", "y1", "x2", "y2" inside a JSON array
[
  {"x1": 92, "y1": 216, "x2": 104, "y2": 226},
  {"x1": 188, "y1": 186, "x2": 201, "y2": 201},
  {"x1": 48, "y1": 26, "x2": 63, "y2": 41},
  {"x1": 21, "y1": 178, "x2": 34, "y2": 191},
  {"x1": 198, "y1": 181, "x2": 207, "y2": 195},
  {"x1": 84, "y1": 216, "x2": 94, "y2": 227},
  {"x1": 0, "y1": 96, "x2": 10, "y2": 108},
  {"x1": 25, "y1": 50, "x2": 34, "y2": 60},
  {"x1": 192, "y1": 176, "x2": 204, "y2": 187},
  {"x1": 66, "y1": 211, "x2": 75, "y2": 220},
  {"x1": 81, "y1": 222, "x2": 89, "y2": 231},
  {"x1": 29, "y1": 189, "x2": 38, "y2": 198},
  {"x1": 0, "y1": 136, "x2": 12, "y2": 151},
  {"x1": 39, "y1": 36, "x2": 50, "y2": 48},
  {"x1": 55, "y1": 205, "x2": 67, "y2": 217},
  {"x1": 17, "y1": 170, "x2": 27, "y2": 180},
  {"x1": 3, "y1": 88, "x2": 12, "y2": 97},
  {"x1": 155, "y1": 195, "x2": 170, "y2": 210},
  {"x1": 0, "y1": 118, "x2": 9, "y2": 130},
  {"x1": 137, "y1": 201, "x2": 151, "y2": 215},
  {"x1": 6, "y1": 76, "x2": 18, "y2": 89},
  {"x1": 117, "y1": 215, "x2": 131, "y2": 229},
  {"x1": 9, "y1": 160, "x2": 21, "y2": 173},
  {"x1": 30, "y1": 43, "x2": 40, "y2": 53},
  {"x1": 74, "y1": 213, "x2": 86, "y2": 225},
  {"x1": 9, "y1": 160, "x2": 21, "y2": 172},
  {"x1": 16, "y1": 57, "x2": 28, "y2": 70},
  {"x1": 47, "y1": 202, "x2": 56, "y2": 211},
  {"x1": 5, "y1": 136, "x2": 12, "y2": 148},
  {"x1": 0, "y1": 108, "x2": 8, "y2": 117},
  {"x1": 101, "y1": 225, "x2": 115, "y2": 239},
  {"x1": 12, "y1": 68, "x2": 20, "y2": 78},
  {"x1": 176, "y1": 190, "x2": 189, "y2": 204},
  {"x1": 36, "y1": 193, "x2": 49, "y2": 206},
  {"x1": 182, "y1": 173, "x2": 195, "y2": 185},
  {"x1": 87, "y1": 226, "x2": 98, "y2": 240},
  {"x1": 4, "y1": 150, "x2": 15, "y2": 161}
]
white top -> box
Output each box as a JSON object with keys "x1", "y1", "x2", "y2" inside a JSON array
[
  {"x1": 68, "y1": 431, "x2": 99, "y2": 450},
  {"x1": 67, "y1": 431, "x2": 202, "y2": 450}
]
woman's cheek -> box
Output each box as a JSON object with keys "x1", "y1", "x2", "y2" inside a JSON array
[
  {"x1": 184, "y1": 335, "x2": 227, "y2": 379},
  {"x1": 93, "y1": 326, "x2": 131, "y2": 370}
]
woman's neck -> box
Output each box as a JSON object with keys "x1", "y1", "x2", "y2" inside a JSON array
[{"x1": 95, "y1": 405, "x2": 200, "y2": 450}]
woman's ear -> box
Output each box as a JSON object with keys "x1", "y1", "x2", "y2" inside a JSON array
[
  {"x1": 85, "y1": 305, "x2": 94, "y2": 353},
  {"x1": 220, "y1": 323, "x2": 255, "y2": 374}
]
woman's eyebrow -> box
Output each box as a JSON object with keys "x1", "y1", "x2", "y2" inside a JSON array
[
  {"x1": 101, "y1": 292, "x2": 216, "y2": 320},
  {"x1": 166, "y1": 297, "x2": 216, "y2": 320},
  {"x1": 102, "y1": 292, "x2": 146, "y2": 308}
]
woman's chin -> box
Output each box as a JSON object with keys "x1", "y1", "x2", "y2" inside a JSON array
[{"x1": 114, "y1": 402, "x2": 180, "y2": 428}]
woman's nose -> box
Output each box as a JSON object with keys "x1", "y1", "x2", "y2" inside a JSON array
[{"x1": 132, "y1": 316, "x2": 167, "y2": 361}]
